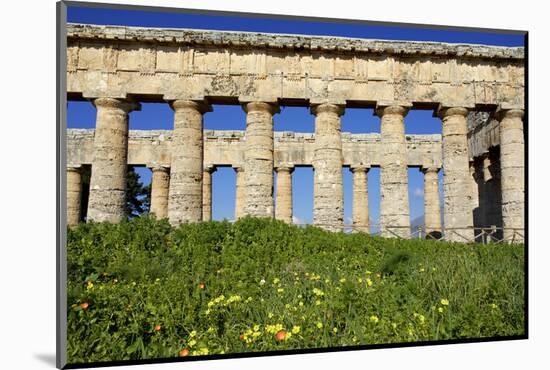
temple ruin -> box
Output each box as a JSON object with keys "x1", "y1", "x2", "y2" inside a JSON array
[{"x1": 65, "y1": 23, "x2": 525, "y2": 243}]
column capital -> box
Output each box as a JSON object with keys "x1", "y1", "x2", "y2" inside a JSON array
[
  {"x1": 169, "y1": 99, "x2": 212, "y2": 114},
  {"x1": 310, "y1": 103, "x2": 345, "y2": 116},
  {"x1": 148, "y1": 164, "x2": 170, "y2": 173},
  {"x1": 67, "y1": 165, "x2": 82, "y2": 172},
  {"x1": 242, "y1": 101, "x2": 280, "y2": 115},
  {"x1": 436, "y1": 105, "x2": 469, "y2": 119},
  {"x1": 350, "y1": 164, "x2": 371, "y2": 173},
  {"x1": 203, "y1": 164, "x2": 216, "y2": 173},
  {"x1": 375, "y1": 101, "x2": 411, "y2": 117},
  {"x1": 233, "y1": 165, "x2": 245, "y2": 173},
  {"x1": 275, "y1": 164, "x2": 295, "y2": 173},
  {"x1": 421, "y1": 166, "x2": 440, "y2": 175},
  {"x1": 496, "y1": 106, "x2": 524, "y2": 120},
  {"x1": 92, "y1": 97, "x2": 141, "y2": 112}
]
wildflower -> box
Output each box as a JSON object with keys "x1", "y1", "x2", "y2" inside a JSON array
[
  {"x1": 268, "y1": 312, "x2": 274, "y2": 319},
  {"x1": 188, "y1": 339, "x2": 197, "y2": 347},
  {"x1": 205, "y1": 309, "x2": 211, "y2": 315},
  {"x1": 352, "y1": 336, "x2": 357, "y2": 342},
  {"x1": 438, "y1": 307, "x2": 444, "y2": 313},
  {"x1": 207, "y1": 327, "x2": 215, "y2": 333},
  {"x1": 358, "y1": 278, "x2": 363, "y2": 283},
  {"x1": 366, "y1": 270, "x2": 372, "y2": 275},
  {"x1": 277, "y1": 288, "x2": 284, "y2": 293},
  {"x1": 419, "y1": 268, "x2": 425, "y2": 272},
  {"x1": 155, "y1": 278, "x2": 161, "y2": 282},
  {"x1": 193, "y1": 347, "x2": 209, "y2": 356},
  {"x1": 325, "y1": 278, "x2": 330, "y2": 284},
  {"x1": 275, "y1": 330, "x2": 287, "y2": 341},
  {"x1": 297, "y1": 294, "x2": 302, "y2": 299},
  {"x1": 418, "y1": 314, "x2": 426, "y2": 324},
  {"x1": 285, "y1": 303, "x2": 291, "y2": 309},
  {"x1": 316, "y1": 322, "x2": 323, "y2": 329},
  {"x1": 254, "y1": 325, "x2": 260, "y2": 332},
  {"x1": 291, "y1": 325, "x2": 301, "y2": 334},
  {"x1": 339, "y1": 278, "x2": 346, "y2": 283},
  {"x1": 260, "y1": 279, "x2": 266, "y2": 285},
  {"x1": 179, "y1": 348, "x2": 189, "y2": 357},
  {"x1": 299, "y1": 301, "x2": 304, "y2": 307},
  {"x1": 391, "y1": 323, "x2": 397, "y2": 329},
  {"x1": 273, "y1": 278, "x2": 280, "y2": 284},
  {"x1": 154, "y1": 324, "x2": 161, "y2": 332},
  {"x1": 440, "y1": 298, "x2": 449, "y2": 306},
  {"x1": 315, "y1": 300, "x2": 321, "y2": 306},
  {"x1": 312, "y1": 288, "x2": 325, "y2": 297},
  {"x1": 366, "y1": 278, "x2": 373, "y2": 287},
  {"x1": 189, "y1": 330, "x2": 197, "y2": 338},
  {"x1": 491, "y1": 303, "x2": 498, "y2": 309},
  {"x1": 86, "y1": 281, "x2": 94, "y2": 290},
  {"x1": 369, "y1": 315, "x2": 379, "y2": 324},
  {"x1": 332, "y1": 327, "x2": 338, "y2": 334}
]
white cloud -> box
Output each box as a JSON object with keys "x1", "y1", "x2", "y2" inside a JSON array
[
  {"x1": 292, "y1": 215, "x2": 305, "y2": 225},
  {"x1": 413, "y1": 187, "x2": 423, "y2": 198}
]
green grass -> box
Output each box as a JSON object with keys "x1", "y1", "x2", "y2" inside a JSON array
[{"x1": 66, "y1": 216, "x2": 525, "y2": 364}]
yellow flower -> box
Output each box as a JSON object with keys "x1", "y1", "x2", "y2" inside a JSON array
[
  {"x1": 273, "y1": 278, "x2": 280, "y2": 284},
  {"x1": 316, "y1": 322, "x2": 323, "y2": 329},
  {"x1": 189, "y1": 330, "x2": 197, "y2": 338},
  {"x1": 358, "y1": 278, "x2": 363, "y2": 283},
  {"x1": 277, "y1": 288, "x2": 284, "y2": 293},
  {"x1": 254, "y1": 324, "x2": 260, "y2": 331},
  {"x1": 391, "y1": 323, "x2": 397, "y2": 329},
  {"x1": 315, "y1": 300, "x2": 321, "y2": 306},
  {"x1": 440, "y1": 298, "x2": 449, "y2": 306},
  {"x1": 291, "y1": 325, "x2": 301, "y2": 334},
  {"x1": 419, "y1": 268, "x2": 425, "y2": 272},
  {"x1": 205, "y1": 309, "x2": 211, "y2": 315},
  {"x1": 312, "y1": 288, "x2": 325, "y2": 297},
  {"x1": 366, "y1": 278, "x2": 373, "y2": 287},
  {"x1": 352, "y1": 336, "x2": 357, "y2": 342},
  {"x1": 299, "y1": 301, "x2": 304, "y2": 307},
  {"x1": 86, "y1": 281, "x2": 94, "y2": 290},
  {"x1": 491, "y1": 303, "x2": 498, "y2": 309},
  {"x1": 438, "y1": 307, "x2": 444, "y2": 313},
  {"x1": 285, "y1": 303, "x2": 291, "y2": 309},
  {"x1": 188, "y1": 339, "x2": 197, "y2": 347},
  {"x1": 268, "y1": 312, "x2": 274, "y2": 319},
  {"x1": 332, "y1": 327, "x2": 338, "y2": 333},
  {"x1": 369, "y1": 315, "x2": 379, "y2": 324},
  {"x1": 339, "y1": 278, "x2": 346, "y2": 283},
  {"x1": 418, "y1": 314, "x2": 425, "y2": 324}
]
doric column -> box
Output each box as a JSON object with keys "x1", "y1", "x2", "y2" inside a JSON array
[
  {"x1": 275, "y1": 165, "x2": 294, "y2": 224},
  {"x1": 497, "y1": 107, "x2": 525, "y2": 243},
  {"x1": 422, "y1": 167, "x2": 442, "y2": 235},
  {"x1": 242, "y1": 101, "x2": 279, "y2": 218},
  {"x1": 351, "y1": 165, "x2": 370, "y2": 233},
  {"x1": 202, "y1": 165, "x2": 216, "y2": 222},
  {"x1": 88, "y1": 97, "x2": 140, "y2": 223},
  {"x1": 234, "y1": 166, "x2": 245, "y2": 220},
  {"x1": 438, "y1": 106, "x2": 474, "y2": 242},
  {"x1": 168, "y1": 100, "x2": 211, "y2": 225},
  {"x1": 149, "y1": 165, "x2": 170, "y2": 219},
  {"x1": 311, "y1": 103, "x2": 345, "y2": 231},
  {"x1": 376, "y1": 104, "x2": 410, "y2": 238},
  {"x1": 67, "y1": 166, "x2": 82, "y2": 227}
]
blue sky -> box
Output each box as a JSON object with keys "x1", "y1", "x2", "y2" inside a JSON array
[{"x1": 66, "y1": 5, "x2": 524, "y2": 227}]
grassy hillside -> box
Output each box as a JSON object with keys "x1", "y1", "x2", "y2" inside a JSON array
[{"x1": 66, "y1": 217, "x2": 525, "y2": 364}]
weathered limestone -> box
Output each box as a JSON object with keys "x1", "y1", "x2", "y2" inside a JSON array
[
  {"x1": 422, "y1": 167, "x2": 442, "y2": 235},
  {"x1": 168, "y1": 100, "x2": 211, "y2": 225},
  {"x1": 438, "y1": 106, "x2": 474, "y2": 242},
  {"x1": 67, "y1": 166, "x2": 82, "y2": 227},
  {"x1": 351, "y1": 165, "x2": 370, "y2": 233},
  {"x1": 242, "y1": 102, "x2": 279, "y2": 218},
  {"x1": 87, "y1": 97, "x2": 140, "y2": 223},
  {"x1": 311, "y1": 103, "x2": 344, "y2": 231},
  {"x1": 377, "y1": 104, "x2": 410, "y2": 238},
  {"x1": 497, "y1": 107, "x2": 525, "y2": 242},
  {"x1": 202, "y1": 165, "x2": 216, "y2": 221},
  {"x1": 234, "y1": 166, "x2": 245, "y2": 219},
  {"x1": 149, "y1": 165, "x2": 170, "y2": 219},
  {"x1": 275, "y1": 165, "x2": 293, "y2": 224}
]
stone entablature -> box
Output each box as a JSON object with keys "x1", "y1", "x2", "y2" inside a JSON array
[
  {"x1": 67, "y1": 129, "x2": 442, "y2": 169},
  {"x1": 67, "y1": 24, "x2": 524, "y2": 108},
  {"x1": 468, "y1": 112, "x2": 501, "y2": 159}
]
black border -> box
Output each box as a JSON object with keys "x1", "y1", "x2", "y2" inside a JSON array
[{"x1": 56, "y1": 1, "x2": 529, "y2": 369}]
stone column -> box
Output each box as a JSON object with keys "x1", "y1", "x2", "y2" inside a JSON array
[
  {"x1": 202, "y1": 165, "x2": 216, "y2": 222},
  {"x1": 242, "y1": 101, "x2": 279, "y2": 218},
  {"x1": 311, "y1": 103, "x2": 344, "y2": 231},
  {"x1": 351, "y1": 165, "x2": 370, "y2": 233},
  {"x1": 149, "y1": 166, "x2": 170, "y2": 219},
  {"x1": 422, "y1": 167, "x2": 442, "y2": 235},
  {"x1": 234, "y1": 166, "x2": 245, "y2": 220},
  {"x1": 497, "y1": 107, "x2": 525, "y2": 243},
  {"x1": 88, "y1": 97, "x2": 140, "y2": 223},
  {"x1": 67, "y1": 166, "x2": 82, "y2": 227},
  {"x1": 438, "y1": 106, "x2": 474, "y2": 242},
  {"x1": 275, "y1": 165, "x2": 294, "y2": 224},
  {"x1": 168, "y1": 100, "x2": 211, "y2": 225},
  {"x1": 376, "y1": 104, "x2": 410, "y2": 238}
]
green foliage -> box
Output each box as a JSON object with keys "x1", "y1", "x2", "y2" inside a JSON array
[
  {"x1": 67, "y1": 217, "x2": 525, "y2": 364},
  {"x1": 125, "y1": 167, "x2": 151, "y2": 218}
]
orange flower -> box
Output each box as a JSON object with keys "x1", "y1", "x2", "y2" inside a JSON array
[
  {"x1": 199, "y1": 283, "x2": 205, "y2": 289},
  {"x1": 79, "y1": 302, "x2": 89, "y2": 310},
  {"x1": 179, "y1": 348, "x2": 189, "y2": 357},
  {"x1": 154, "y1": 324, "x2": 161, "y2": 332},
  {"x1": 275, "y1": 330, "x2": 287, "y2": 341}
]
